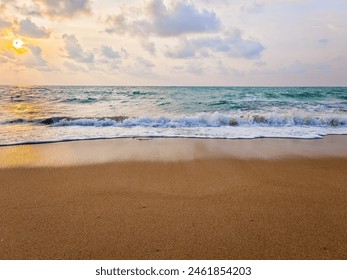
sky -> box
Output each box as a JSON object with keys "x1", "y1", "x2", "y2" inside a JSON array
[{"x1": 0, "y1": 0, "x2": 346, "y2": 86}]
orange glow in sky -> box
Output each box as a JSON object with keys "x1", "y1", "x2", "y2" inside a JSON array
[
  {"x1": 0, "y1": 0, "x2": 346, "y2": 86},
  {"x1": 11, "y1": 38, "x2": 27, "y2": 54}
]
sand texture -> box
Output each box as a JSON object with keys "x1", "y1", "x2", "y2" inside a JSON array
[{"x1": 0, "y1": 137, "x2": 347, "y2": 259}]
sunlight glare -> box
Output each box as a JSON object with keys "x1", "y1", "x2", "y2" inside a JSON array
[{"x1": 13, "y1": 39, "x2": 24, "y2": 49}]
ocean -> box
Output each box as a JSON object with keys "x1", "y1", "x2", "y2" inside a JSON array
[{"x1": 0, "y1": 86, "x2": 346, "y2": 145}]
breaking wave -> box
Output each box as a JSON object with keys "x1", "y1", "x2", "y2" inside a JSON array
[{"x1": 4, "y1": 112, "x2": 346, "y2": 128}]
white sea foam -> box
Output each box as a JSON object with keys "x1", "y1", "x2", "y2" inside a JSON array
[{"x1": 52, "y1": 112, "x2": 347, "y2": 128}]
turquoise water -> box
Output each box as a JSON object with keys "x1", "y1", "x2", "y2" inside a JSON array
[{"x1": 0, "y1": 86, "x2": 346, "y2": 145}]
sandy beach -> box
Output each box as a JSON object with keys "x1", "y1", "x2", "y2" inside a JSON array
[{"x1": 0, "y1": 136, "x2": 347, "y2": 260}]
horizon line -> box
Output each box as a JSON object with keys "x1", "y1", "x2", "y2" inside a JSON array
[{"x1": 1, "y1": 84, "x2": 347, "y2": 87}]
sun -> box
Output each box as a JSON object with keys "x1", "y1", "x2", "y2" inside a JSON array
[
  {"x1": 13, "y1": 39, "x2": 24, "y2": 49},
  {"x1": 11, "y1": 38, "x2": 27, "y2": 54}
]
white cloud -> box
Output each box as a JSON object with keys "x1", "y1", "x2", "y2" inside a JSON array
[
  {"x1": 166, "y1": 30, "x2": 264, "y2": 59},
  {"x1": 62, "y1": 34, "x2": 94, "y2": 63},
  {"x1": 34, "y1": 0, "x2": 91, "y2": 18},
  {"x1": 105, "y1": 0, "x2": 221, "y2": 37},
  {"x1": 18, "y1": 18, "x2": 50, "y2": 38}
]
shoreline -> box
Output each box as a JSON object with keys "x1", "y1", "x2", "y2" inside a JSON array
[
  {"x1": 1, "y1": 133, "x2": 347, "y2": 148},
  {"x1": 1, "y1": 137, "x2": 346, "y2": 259},
  {"x1": 1, "y1": 135, "x2": 347, "y2": 168}
]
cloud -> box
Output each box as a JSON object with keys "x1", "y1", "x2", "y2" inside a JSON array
[
  {"x1": 254, "y1": 60, "x2": 266, "y2": 67},
  {"x1": 0, "y1": 1, "x2": 14, "y2": 29},
  {"x1": 64, "y1": 61, "x2": 86, "y2": 72},
  {"x1": 62, "y1": 38, "x2": 128, "y2": 71},
  {"x1": 105, "y1": 0, "x2": 221, "y2": 37},
  {"x1": 241, "y1": 2, "x2": 264, "y2": 13},
  {"x1": 327, "y1": 24, "x2": 339, "y2": 31},
  {"x1": 173, "y1": 62, "x2": 205, "y2": 75},
  {"x1": 15, "y1": 3, "x2": 42, "y2": 16},
  {"x1": 0, "y1": 18, "x2": 11, "y2": 29},
  {"x1": 277, "y1": 61, "x2": 331, "y2": 75},
  {"x1": 18, "y1": 18, "x2": 50, "y2": 38},
  {"x1": 101, "y1": 45, "x2": 121, "y2": 59},
  {"x1": 0, "y1": 1, "x2": 8, "y2": 14},
  {"x1": 0, "y1": 55, "x2": 7, "y2": 63},
  {"x1": 166, "y1": 40, "x2": 196, "y2": 58},
  {"x1": 215, "y1": 60, "x2": 242, "y2": 76},
  {"x1": 34, "y1": 0, "x2": 91, "y2": 18},
  {"x1": 62, "y1": 34, "x2": 94, "y2": 63},
  {"x1": 125, "y1": 57, "x2": 156, "y2": 77},
  {"x1": 166, "y1": 30, "x2": 264, "y2": 59},
  {"x1": 142, "y1": 41, "x2": 156, "y2": 55},
  {"x1": 317, "y1": 38, "x2": 329, "y2": 45},
  {"x1": 22, "y1": 45, "x2": 52, "y2": 71},
  {"x1": 99, "y1": 45, "x2": 128, "y2": 70},
  {"x1": 254, "y1": 61, "x2": 332, "y2": 78},
  {"x1": 0, "y1": 49, "x2": 16, "y2": 61},
  {"x1": 137, "y1": 57, "x2": 155, "y2": 68}
]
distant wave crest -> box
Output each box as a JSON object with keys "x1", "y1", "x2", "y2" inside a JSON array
[{"x1": 4, "y1": 112, "x2": 346, "y2": 128}]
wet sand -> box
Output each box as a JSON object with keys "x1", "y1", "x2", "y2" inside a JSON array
[{"x1": 0, "y1": 137, "x2": 347, "y2": 259}]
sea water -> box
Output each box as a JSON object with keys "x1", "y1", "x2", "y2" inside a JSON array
[{"x1": 0, "y1": 86, "x2": 346, "y2": 145}]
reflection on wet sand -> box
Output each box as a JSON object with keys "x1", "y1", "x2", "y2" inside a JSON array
[
  {"x1": 0, "y1": 142, "x2": 76, "y2": 168},
  {"x1": 0, "y1": 145, "x2": 41, "y2": 167},
  {"x1": 1, "y1": 136, "x2": 347, "y2": 168}
]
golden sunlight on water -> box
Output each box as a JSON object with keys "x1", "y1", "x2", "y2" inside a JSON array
[
  {"x1": 0, "y1": 91, "x2": 60, "y2": 146},
  {"x1": 3, "y1": 101, "x2": 49, "y2": 121},
  {"x1": 0, "y1": 101, "x2": 51, "y2": 145}
]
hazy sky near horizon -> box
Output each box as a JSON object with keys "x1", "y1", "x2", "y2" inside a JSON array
[{"x1": 0, "y1": 0, "x2": 346, "y2": 86}]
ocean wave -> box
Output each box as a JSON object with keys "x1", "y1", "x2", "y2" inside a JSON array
[
  {"x1": 4, "y1": 112, "x2": 345, "y2": 128},
  {"x1": 63, "y1": 97, "x2": 99, "y2": 103},
  {"x1": 0, "y1": 116, "x2": 128, "y2": 125},
  {"x1": 132, "y1": 90, "x2": 157, "y2": 95}
]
